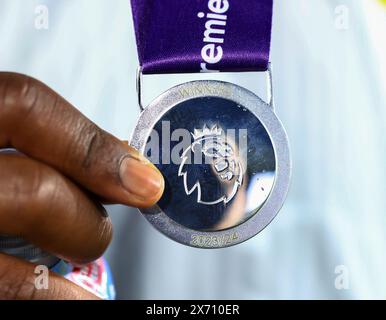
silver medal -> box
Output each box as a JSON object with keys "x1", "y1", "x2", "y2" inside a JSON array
[{"x1": 130, "y1": 71, "x2": 291, "y2": 248}]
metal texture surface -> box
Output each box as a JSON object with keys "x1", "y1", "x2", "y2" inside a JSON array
[{"x1": 130, "y1": 80, "x2": 291, "y2": 248}]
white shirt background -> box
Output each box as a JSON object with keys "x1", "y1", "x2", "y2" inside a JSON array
[{"x1": 0, "y1": 0, "x2": 385, "y2": 299}]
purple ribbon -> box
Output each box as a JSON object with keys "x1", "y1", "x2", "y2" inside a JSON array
[{"x1": 131, "y1": 0, "x2": 273, "y2": 74}]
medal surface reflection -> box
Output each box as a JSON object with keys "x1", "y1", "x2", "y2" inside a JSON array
[{"x1": 146, "y1": 97, "x2": 276, "y2": 231}]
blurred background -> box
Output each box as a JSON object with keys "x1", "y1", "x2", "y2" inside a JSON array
[{"x1": 0, "y1": 0, "x2": 385, "y2": 299}]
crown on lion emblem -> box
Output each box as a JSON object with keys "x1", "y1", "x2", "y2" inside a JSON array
[
  {"x1": 191, "y1": 124, "x2": 222, "y2": 140},
  {"x1": 178, "y1": 124, "x2": 243, "y2": 205}
]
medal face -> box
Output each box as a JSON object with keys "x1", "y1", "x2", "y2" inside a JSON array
[{"x1": 130, "y1": 80, "x2": 290, "y2": 248}]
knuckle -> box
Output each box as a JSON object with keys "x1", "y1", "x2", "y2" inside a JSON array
[
  {"x1": 68, "y1": 121, "x2": 106, "y2": 170},
  {"x1": 14, "y1": 162, "x2": 64, "y2": 225},
  {"x1": 0, "y1": 73, "x2": 41, "y2": 121},
  {"x1": 33, "y1": 171, "x2": 66, "y2": 224},
  {"x1": 23, "y1": 162, "x2": 50, "y2": 200},
  {"x1": 81, "y1": 125, "x2": 103, "y2": 169}
]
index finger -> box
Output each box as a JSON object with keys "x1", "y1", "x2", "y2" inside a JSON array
[{"x1": 0, "y1": 72, "x2": 164, "y2": 208}]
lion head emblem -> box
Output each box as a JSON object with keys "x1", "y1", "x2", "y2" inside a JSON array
[{"x1": 178, "y1": 124, "x2": 243, "y2": 205}]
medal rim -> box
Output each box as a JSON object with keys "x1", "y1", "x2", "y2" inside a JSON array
[{"x1": 130, "y1": 80, "x2": 291, "y2": 248}]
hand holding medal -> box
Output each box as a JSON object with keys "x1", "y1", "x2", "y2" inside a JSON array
[{"x1": 130, "y1": 0, "x2": 291, "y2": 248}]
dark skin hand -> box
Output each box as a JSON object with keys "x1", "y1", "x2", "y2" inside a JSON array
[{"x1": 0, "y1": 72, "x2": 165, "y2": 299}]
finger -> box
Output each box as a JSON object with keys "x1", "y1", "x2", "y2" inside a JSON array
[
  {"x1": 0, "y1": 154, "x2": 112, "y2": 264},
  {"x1": 0, "y1": 72, "x2": 164, "y2": 208},
  {"x1": 0, "y1": 253, "x2": 99, "y2": 300}
]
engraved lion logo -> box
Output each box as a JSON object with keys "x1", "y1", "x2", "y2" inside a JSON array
[{"x1": 178, "y1": 124, "x2": 243, "y2": 205}]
